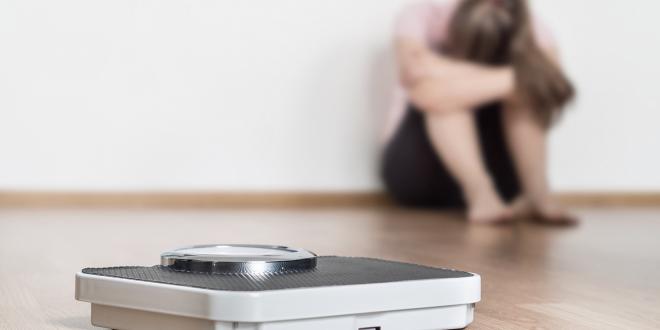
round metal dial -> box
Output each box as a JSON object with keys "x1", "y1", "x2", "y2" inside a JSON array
[{"x1": 161, "y1": 244, "x2": 317, "y2": 274}]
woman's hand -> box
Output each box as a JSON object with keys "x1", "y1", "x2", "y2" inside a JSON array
[
  {"x1": 397, "y1": 40, "x2": 457, "y2": 88},
  {"x1": 398, "y1": 40, "x2": 434, "y2": 87}
]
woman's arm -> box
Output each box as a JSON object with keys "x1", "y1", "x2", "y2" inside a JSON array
[{"x1": 397, "y1": 39, "x2": 515, "y2": 113}]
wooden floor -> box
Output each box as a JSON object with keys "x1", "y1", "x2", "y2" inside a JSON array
[{"x1": 0, "y1": 206, "x2": 659, "y2": 329}]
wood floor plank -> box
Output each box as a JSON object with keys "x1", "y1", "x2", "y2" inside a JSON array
[{"x1": 0, "y1": 206, "x2": 658, "y2": 329}]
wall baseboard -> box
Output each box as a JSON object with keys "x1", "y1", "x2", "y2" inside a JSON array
[
  {"x1": 0, "y1": 191, "x2": 659, "y2": 208},
  {"x1": 556, "y1": 193, "x2": 660, "y2": 207},
  {"x1": 0, "y1": 192, "x2": 391, "y2": 208}
]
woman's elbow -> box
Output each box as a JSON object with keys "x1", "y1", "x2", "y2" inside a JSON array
[{"x1": 413, "y1": 101, "x2": 458, "y2": 115}]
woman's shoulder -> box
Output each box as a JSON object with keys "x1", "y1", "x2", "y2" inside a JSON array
[
  {"x1": 395, "y1": 0, "x2": 459, "y2": 43},
  {"x1": 397, "y1": 0, "x2": 458, "y2": 18}
]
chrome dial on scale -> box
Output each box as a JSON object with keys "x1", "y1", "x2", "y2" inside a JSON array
[{"x1": 161, "y1": 244, "x2": 318, "y2": 274}]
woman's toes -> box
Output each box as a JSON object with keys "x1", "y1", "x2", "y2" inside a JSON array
[{"x1": 533, "y1": 201, "x2": 579, "y2": 226}]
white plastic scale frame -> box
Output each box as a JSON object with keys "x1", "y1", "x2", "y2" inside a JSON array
[{"x1": 75, "y1": 245, "x2": 481, "y2": 330}]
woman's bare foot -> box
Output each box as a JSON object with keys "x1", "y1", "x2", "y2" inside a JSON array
[
  {"x1": 467, "y1": 189, "x2": 513, "y2": 224},
  {"x1": 511, "y1": 196, "x2": 578, "y2": 225},
  {"x1": 510, "y1": 196, "x2": 534, "y2": 218}
]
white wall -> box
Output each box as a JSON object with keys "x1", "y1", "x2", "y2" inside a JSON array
[
  {"x1": 537, "y1": 0, "x2": 660, "y2": 192},
  {"x1": 0, "y1": 0, "x2": 658, "y2": 192}
]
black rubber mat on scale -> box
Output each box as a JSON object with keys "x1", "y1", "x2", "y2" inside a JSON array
[{"x1": 83, "y1": 257, "x2": 473, "y2": 292}]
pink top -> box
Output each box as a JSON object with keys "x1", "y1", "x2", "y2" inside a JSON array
[{"x1": 383, "y1": 0, "x2": 556, "y2": 143}]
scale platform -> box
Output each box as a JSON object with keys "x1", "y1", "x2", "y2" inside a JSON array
[{"x1": 75, "y1": 245, "x2": 481, "y2": 330}]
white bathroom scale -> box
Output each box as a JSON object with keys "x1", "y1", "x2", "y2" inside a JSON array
[{"x1": 75, "y1": 245, "x2": 481, "y2": 330}]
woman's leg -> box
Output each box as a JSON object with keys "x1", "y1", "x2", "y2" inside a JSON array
[
  {"x1": 382, "y1": 107, "x2": 464, "y2": 209},
  {"x1": 502, "y1": 103, "x2": 576, "y2": 223},
  {"x1": 424, "y1": 110, "x2": 512, "y2": 223}
]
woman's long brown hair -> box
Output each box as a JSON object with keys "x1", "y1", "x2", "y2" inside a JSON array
[{"x1": 446, "y1": 0, "x2": 575, "y2": 126}]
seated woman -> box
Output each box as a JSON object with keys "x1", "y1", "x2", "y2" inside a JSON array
[{"x1": 382, "y1": 0, "x2": 576, "y2": 224}]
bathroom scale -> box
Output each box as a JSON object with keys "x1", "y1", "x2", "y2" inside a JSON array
[{"x1": 75, "y1": 244, "x2": 481, "y2": 330}]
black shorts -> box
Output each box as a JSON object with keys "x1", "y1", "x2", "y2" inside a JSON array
[{"x1": 381, "y1": 104, "x2": 521, "y2": 209}]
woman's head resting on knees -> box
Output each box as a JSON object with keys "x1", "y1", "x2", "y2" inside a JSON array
[{"x1": 447, "y1": 0, "x2": 575, "y2": 126}]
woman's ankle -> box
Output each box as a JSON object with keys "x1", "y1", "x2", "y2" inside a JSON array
[
  {"x1": 463, "y1": 177, "x2": 502, "y2": 206},
  {"x1": 526, "y1": 192, "x2": 557, "y2": 208},
  {"x1": 466, "y1": 190, "x2": 511, "y2": 223}
]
